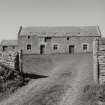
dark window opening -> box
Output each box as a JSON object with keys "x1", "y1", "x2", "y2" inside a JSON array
[
  {"x1": 27, "y1": 44, "x2": 31, "y2": 50},
  {"x1": 69, "y1": 45, "x2": 75, "y2": 54},
  {"x1": 66, "y1": 33, "x2": 70, "y2": 34},
  {"x1": 83, "y1": 44, "x2": 88, "y2": 50},
  {"x1": 2, "y1": 46, "x2": 8, "y2": 51},
  {"x1": 53, "y1": 44, "x2": 58, "y2": 50},
  {"x1": 67, "y1": 37, "x2": 69, "y2": 40},
  {"x1": 42, "y1": 32, "x2": 46, "y2": 35},
  {"x1": 45, "y1": 37, "x2": 52, "y2": 42},
  {"x1": 28, "y1": 36, "x2": 30, "y2": 39},
  {"x1": 40, "y1": 45, "x2": 45, "y2": 54},
  {"x1": 12, "y1": 46, "x2": 15, "y2": 49}
]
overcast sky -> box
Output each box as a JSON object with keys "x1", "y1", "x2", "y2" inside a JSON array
[{"x1": 0, "y1": 0, "x2": 105, "y2": 41}]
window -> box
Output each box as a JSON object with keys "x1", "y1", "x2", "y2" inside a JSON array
[
  {"x1": 27, "y1": 44, "x2": 31, "y2": 50},
  {"x1": 2, "y1": 46, "x2": 8, "y2": 51},
  {"x1": 28, "y1": 36, "x2": 30, "y2": 39},
  {"x1": 53, "y1": 44, "x2": 58, "y2": 50},
  {"x1": 12, "y1": 46, "x2": 15, "y2": 49},
  {"x1": 45, "y1": 37, "x2": 51, "y2": 42},
  {"x1": 42, "y1": 32, "x2": 46, "y2": 35},
  {"x1": 67, "y1": 37, "x2": 69, "y2": 40},
  {"x1": 83, "y1": 44, "x2": 88, "y2": 50}
]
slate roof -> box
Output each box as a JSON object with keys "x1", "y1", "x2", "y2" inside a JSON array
[
  {"x1": 19, "y1": 26, "x2": 101, "y2": 37},
  {"x1": 0, "y1": 40, "x2": 17, "y2": 46}
]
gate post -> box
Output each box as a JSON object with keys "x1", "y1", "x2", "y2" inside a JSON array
[
  {"x1": 93, "y1": 38, "x2": 99, "y2": 84},
  {"x1": 19, "y1": 50, "x2": 23, "y2": 73}
]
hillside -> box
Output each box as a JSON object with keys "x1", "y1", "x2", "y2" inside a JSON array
[{"x1": 0, "y1": 53, "x2": 94, "y2": 105}]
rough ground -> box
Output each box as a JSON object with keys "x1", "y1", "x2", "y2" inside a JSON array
[{"x1": 0, "y1": 53, "x2": 94, "y2": 105}]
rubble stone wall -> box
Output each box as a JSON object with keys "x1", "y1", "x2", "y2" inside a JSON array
[{"x1": 93, "y1": 38, "x2": 105, "y2": 84}]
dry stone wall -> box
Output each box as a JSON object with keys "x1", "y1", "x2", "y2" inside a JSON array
[{"x1": 93, "y1": 38, "x2": 105, "y2": 84}]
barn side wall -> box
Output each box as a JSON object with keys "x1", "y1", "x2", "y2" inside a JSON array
[{"x1": 18, "y1": 35, "x2": 99, "y2": 54}]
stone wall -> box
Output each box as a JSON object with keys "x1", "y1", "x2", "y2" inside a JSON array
[
  {"x1": 93, "y1": 38, "x2": 105, "y2": 84},
  {"x1": 18, "y1": 34, "x2": 98, "y2": 54},
  {"x1": 18, "y1": 35, "x2": 39, "y2": 54},
  {"x1": 0, "y1": 46, "x2": 18, "y2": 52}
]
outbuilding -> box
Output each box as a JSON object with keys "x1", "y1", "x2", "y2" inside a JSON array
[{"x1": 0, "y1": 40, "x2": 18, "y2": 52}]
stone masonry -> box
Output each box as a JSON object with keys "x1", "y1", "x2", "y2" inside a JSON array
[{"x1": 93, "y1": 38, "x2": 105, "y2": 84}]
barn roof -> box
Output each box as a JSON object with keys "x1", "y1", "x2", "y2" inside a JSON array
[
  {"x1": 0, "y1": 40, "x2": 17, "y2": 46},
  {"x1": 19, "y1": 26, "x2": 101, "y2": 37}
]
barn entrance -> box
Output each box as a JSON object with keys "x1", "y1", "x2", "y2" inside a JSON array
[
  {"x1": 40, "y1": 45, "x2": 45, "y2": 54},
  {"x1": 69, "y1": 45, "x2": 74, "y2": 54}
]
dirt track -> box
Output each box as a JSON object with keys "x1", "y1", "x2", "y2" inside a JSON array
[{"x1": 0, "y1": 53, "x2": 94, "y2": 105}]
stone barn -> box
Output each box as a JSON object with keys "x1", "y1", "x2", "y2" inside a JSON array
[
  {"x1": 0, "y1": 40, "x2": 18, "y2": 52},
  {"x1": 18, "y1": 26, "x2": 101, "y2": 54}
]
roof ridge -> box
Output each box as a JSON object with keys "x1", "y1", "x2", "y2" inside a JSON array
[
  {"x1": 19, "y1": 26, "x2": 100, "y2": 37},
  {"x1": 22, "y1": 26, "x2": 97, "y2": 28}
]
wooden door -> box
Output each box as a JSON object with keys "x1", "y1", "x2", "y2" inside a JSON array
[
  {"x1": 40, "y1": 45, "x2": 45, "y2": 54},
  {"x1": 69, "y1": 45, "x2": 74, "y2": 54}
]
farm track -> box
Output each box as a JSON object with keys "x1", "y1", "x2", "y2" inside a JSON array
[{"x1": 0, "y1": 53, "x2": 94, "y2": 105}]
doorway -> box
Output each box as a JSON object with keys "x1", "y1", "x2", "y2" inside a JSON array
[
  {"x1": 69, "y1": 45, "x2": 75, "y2": 54},
  {"x1": 40, "y1": 45, "x2": 45, "y2": 54},
  {"x1": 2, "y1": 46, "x2": 8, "y2": 51}
]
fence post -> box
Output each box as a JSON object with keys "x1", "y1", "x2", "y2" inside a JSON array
[
  {"x1": 97, "y1": 38, "x2": 100, "y2": 84},
  {"x1": 93, "y1": 38, "x2": 99, "y2": 84},
  {"x1": 19, "y1": 50, "x2": 23, "y2": 74},
  {"x1": 14, "y1": 52, "x2": 19, "y2": 71}
]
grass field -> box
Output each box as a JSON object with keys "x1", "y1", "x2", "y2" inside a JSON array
[
  {"x1": 22, "y1": 53, "x2": 93, "y2": 76},
  {"x1": 0, "y1": 53, "x2": 95, "y2": 105}
]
